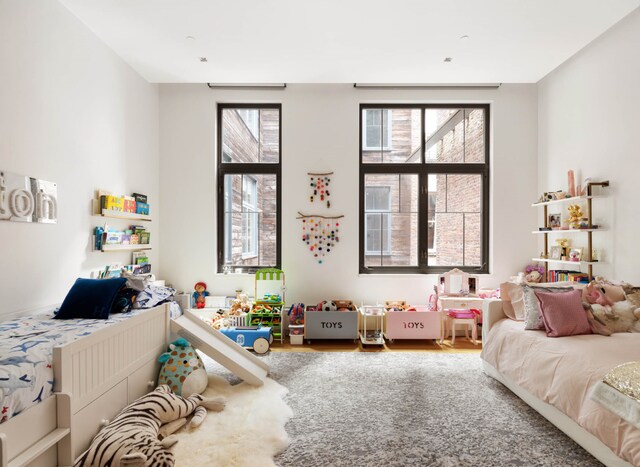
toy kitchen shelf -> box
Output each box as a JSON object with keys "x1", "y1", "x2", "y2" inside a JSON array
[{"x1": 533, "y1": 181, "x2": 609, "y2": 282}]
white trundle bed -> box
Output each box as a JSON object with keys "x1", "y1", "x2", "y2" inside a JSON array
[
  {"x1": 0, "y1": 303, "x2": 170, "y2": 467},
  {"x1": 481, "y1": 299, "x2": 640, "y2": 467}
]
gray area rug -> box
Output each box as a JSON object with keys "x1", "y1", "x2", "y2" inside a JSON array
[{"x1": 212, "y1": 352, "x2": 601, "y2": 466}]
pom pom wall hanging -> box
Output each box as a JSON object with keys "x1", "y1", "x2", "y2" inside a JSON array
[
  {"x1": 297, "y1": 212, "x2": 344, "y2": 264},
  {"x1": 308, "y1": 172, "x2": 333, "y2": 209}
]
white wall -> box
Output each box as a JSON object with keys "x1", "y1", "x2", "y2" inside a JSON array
[
  {"x1": 0, "y1": 0, "x2": 160, "y2": 316},
  {"x1": 538, "y1": 8, "x2": 640, "y2": 284},
  {"x1": 159, "y1": 84, "x2": 538, "y2": 304}
]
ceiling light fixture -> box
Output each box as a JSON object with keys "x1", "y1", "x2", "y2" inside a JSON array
[
  {"x1": 199, "y1": 57, "x2": 208, "y2": 62},
  {"x1": 186, "y1": 35, "x2": 195, "y2": 41},
  {"x1": 353, "y1": 83, "x2": 501, "y2": 90},
  {"x1": 460, "y1": 35, "x2": 470, "y2": 40},
  {"x1": 444, "y1": 57, "x2": 453, "y2": 63},
  {"x1": 206, "y1": 83, "x2": 287, "y2": 89}
]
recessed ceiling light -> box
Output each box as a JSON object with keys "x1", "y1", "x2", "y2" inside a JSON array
[
  {"x1": 460, "y1": 35, "x2": 470, "y2": 40},
  {"x1": 186, "y1": 35, "x2": 195, "y2": 41},
  {"x1": 444, "y1": 57, "x2": 453, "y2": 63},
  {"x1": 200, "y1": 57, "x2": 208, "y2": 62}
]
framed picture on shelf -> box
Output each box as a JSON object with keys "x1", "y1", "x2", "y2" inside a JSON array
[
  {"x1": 569, "y1": 248, "x2": 583, "y2": 262},
  {"x1": 547, "y1": 213, "x2": 561, "y2": 229},
  {"x1": 549, "y1": 246, "x2": 563, "y2": 260}
]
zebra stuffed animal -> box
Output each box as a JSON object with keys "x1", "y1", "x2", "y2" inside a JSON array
[{"x1": 74, "y1": 385, "x2": 225, "y2": 467}]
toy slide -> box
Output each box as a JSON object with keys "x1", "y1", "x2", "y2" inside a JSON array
[{"x1": 170, "y1": 310, "x2": 269, "y2": 386}]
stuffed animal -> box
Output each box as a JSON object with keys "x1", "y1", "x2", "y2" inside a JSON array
[
  {"x1": 74, "y1": 385, "x2": 225, "y2": 467},
  {"x1": 584, "y1": 283, "x2": 614, "y2": 315},
  {"x1": 318, "y1": 300, "x2": 337, "y2": 311},
  {"x1": 591, "y1": 301, "x2": 640, "y2": 333},
  {"x1": 334, "y1": 299, "x2": 355, "y2": 311},
  {"x1": 192, "y1": 282, "x2": 209, "y2": 309},
  {"x1": 158, "y1": 338, "x2": 207, "y2": 397}
]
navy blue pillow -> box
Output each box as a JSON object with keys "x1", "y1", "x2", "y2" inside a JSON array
[{"x1": 55, "y1": 278, "x2": 127, "y2": 320}]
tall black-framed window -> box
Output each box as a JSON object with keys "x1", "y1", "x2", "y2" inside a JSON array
[
  {"x1": 359, "y1": 104, "x2": 490, "y2": 274},
  {"x1": 217, "y1": 103, "x2": 282, "y2": 273}
]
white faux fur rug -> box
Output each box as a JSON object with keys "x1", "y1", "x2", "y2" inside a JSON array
[{"x1": 173, "y1": 374, "x2": 292, "y2": 466}]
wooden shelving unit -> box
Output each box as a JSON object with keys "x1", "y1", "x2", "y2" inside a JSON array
[{"x1": 533, "y1": 181, "x2": 609, "y2": 282}]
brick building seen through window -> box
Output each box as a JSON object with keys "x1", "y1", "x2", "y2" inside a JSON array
[
  {"x1": 217, "y1": 104, "x2": 281, "y2": 272},
  {"x1": 360, "y1": 105, "x2": 489, "y2": 273}
]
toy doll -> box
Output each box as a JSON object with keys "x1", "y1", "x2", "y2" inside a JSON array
[{"x1": 192, "y1": 281, "x2": 209, "y2": 309}]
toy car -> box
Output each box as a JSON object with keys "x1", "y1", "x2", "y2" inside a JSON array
[{"x1": 219, "y1": 325, "x2": 273, "y2": 355}]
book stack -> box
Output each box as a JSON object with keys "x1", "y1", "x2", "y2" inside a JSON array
[
  {"x1": 548, "y1": 270, "x2": 589, "y2": 283},
  {"x1": 99, "y1": 192, "x2": 150, "y2": 215}
]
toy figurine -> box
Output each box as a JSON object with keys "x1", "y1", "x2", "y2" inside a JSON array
[
  {"x1": 567, "y1": 204, "x2": 584, "y2": 229},
  {"x1": 192, "y1": 281, "x2": 209, "y2": 309}
]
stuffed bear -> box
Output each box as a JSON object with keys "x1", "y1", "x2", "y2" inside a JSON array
[{"x1": 158, "y1": 338, "x2": 208, "y2": 397}]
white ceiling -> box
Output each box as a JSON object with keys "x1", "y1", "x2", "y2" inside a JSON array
[{"x1": 59, "y1": 0, "x2": 640, "y2": 84}]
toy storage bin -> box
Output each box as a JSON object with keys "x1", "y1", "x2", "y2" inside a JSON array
[
  {"x1": 304, "y1": 308, "x2": 359, "y2": 341},
  {"x1": 289, "y1": 325, "x2": 304, "y2": 345},
  {"x1": 384, "y1": 309, "x2": 441, "y2": 341}
]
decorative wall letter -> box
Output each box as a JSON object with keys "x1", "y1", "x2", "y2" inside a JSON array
[{"x1": 0, "y1": 170, "x2": 57, "y2": 224}]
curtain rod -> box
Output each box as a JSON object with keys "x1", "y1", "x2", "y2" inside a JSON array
[
  {"x1": 353, "y1": 83, "x2": 501, "y2": 90},
  {"x1": 207, "y1": 83, "x2": 286, "y2": 89}
]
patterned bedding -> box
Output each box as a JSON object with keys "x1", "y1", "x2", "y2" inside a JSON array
[{"x1": 0, "y1": 308, "x2": 166, "y2": 424}]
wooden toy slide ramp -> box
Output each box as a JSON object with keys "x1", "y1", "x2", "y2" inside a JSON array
[{"x1": 170, "y1": 310, "x2": 269, "y2": 386}]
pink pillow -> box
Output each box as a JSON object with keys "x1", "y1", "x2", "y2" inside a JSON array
[{"x1": 535, "y1": 289, "x2": 592, "y2": 337}]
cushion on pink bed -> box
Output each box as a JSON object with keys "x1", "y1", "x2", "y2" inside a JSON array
[{"x1": 535, "y1": 289, "x2": 592, "y2": 337}]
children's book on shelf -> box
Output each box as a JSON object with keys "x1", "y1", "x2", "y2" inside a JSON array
[
  {"x1": 548, "y1": 270, "x2": 589, "y2": 283},
  {"x1": 98, "y1": 191, "x2": 150, "y2": 216}
]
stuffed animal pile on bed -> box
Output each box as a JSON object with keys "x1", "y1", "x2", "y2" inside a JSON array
[{"x1": 586, "y1": 282, "x2": 640, "y2": 334}]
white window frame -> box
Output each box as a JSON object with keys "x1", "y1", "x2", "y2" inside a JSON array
[
  {"x1": 364, "y1": 186, "x2": 392, "y2": 256},
  {"x1": 242, "y1": 175, "x2": 258, "y2": 258},
  {"x1": 362, "y1": 109, "x2": 392, "y2": 151}
]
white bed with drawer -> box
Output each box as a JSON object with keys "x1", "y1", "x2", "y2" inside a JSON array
[{"x1": 0, "y1": 303, "x2": 171, "y2": 467}]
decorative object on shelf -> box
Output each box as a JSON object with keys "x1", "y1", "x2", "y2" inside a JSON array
[
  {"x1": 556, "y1": 238, "x2": 571, "y2": 258},
  {"x1": 297, "y1": 212, "x2": 343, "y2": 264},
  {"x1": 524, "y1": 264, "x2": 545, "y2": 283},
  {"x1": 566, "y1": 204, "x2": 584, "y2": 229},
  {"x1": 549, "y1": 246, "x2": 563, "y2": 260},
  {"x1": 0, "y1": 170, "x2": 57, "y2": 224},
  {"x1": 569, "y1": 247, "x2": 583, "y2": 262},
  {"x1": 567, "y1": 170, "x2": 576, "y2": 197},
  {"x1": 536, "y1": 190, "x2": 568, "y2": 203},
  {"x1": 547, "y1": 213, "x2": 561, "y2": 229},
  {"x1": 308, "y1": 172, "x2": 333, "y2": 208},
  {"x1": 592, "y1": 249, "x2": 600, "y2": 262},
  {"x1": 193, "y1": 282, "x2": 209, "y2": 309}
]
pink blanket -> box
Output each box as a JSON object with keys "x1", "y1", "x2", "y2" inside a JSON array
[{"x1": 482, "y1": 318, "x2": 640, "y2": 466}]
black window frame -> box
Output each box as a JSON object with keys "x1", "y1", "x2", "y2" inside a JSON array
[
  {"x1": 217, "y1": 103, "x2": 282, "y2": 273},
  {"x1": 359, "y1": 103, "x2": 490, "y2": 275}
]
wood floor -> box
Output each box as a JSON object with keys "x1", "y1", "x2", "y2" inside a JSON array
[{"x1": 270, "y1": 338, "x2": 482, "y2": 354}]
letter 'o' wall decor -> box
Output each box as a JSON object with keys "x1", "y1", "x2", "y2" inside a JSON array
[{"x1": 0, "y1": 170, "x2": 57, "y2": 224}]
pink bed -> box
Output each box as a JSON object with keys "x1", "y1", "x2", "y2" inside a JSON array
[{"x1": 481, "y1": 304, "x2": 640, "y2": 466}]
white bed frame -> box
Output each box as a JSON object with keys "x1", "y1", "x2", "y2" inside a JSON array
[
  {"x1": 0, "y1": 303, "x2": 170, "y2": 467},
  {"x1": 482, "y1": 300, "x2": 633, "y2": 467}
]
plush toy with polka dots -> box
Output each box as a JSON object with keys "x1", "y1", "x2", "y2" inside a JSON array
[{"x1": 158, "y1": 338, "x2": 208, "y2": 397}]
